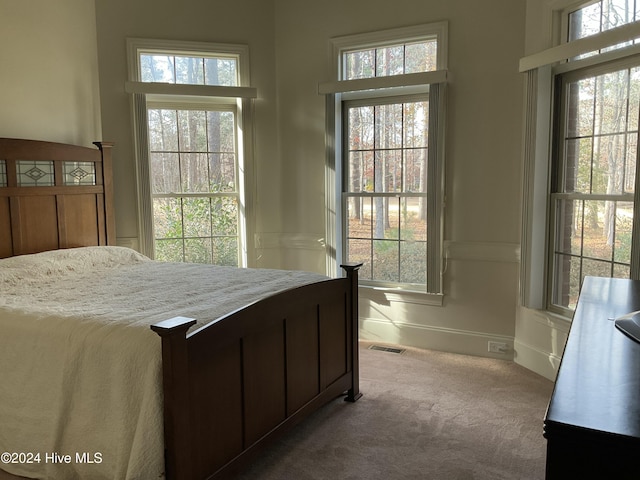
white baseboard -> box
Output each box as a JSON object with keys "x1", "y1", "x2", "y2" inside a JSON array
[
  {"x1": 513, "y1": 339, "x2": 561, "y2": 381},
  {"x1": 359, "y1": 318, "x2": 515, "y2": 361}
]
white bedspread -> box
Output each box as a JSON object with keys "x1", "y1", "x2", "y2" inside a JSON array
[{"x1": 0, "y1": 246, "x2": 328, "y2": 480}]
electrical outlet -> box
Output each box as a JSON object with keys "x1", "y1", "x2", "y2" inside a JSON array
[{"x1": 488, "y1": 341, "x2": 509, "y2": 354}]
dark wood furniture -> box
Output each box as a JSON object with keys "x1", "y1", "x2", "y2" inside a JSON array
[
  {"x1": 0, "y1": 138, "x2": 115, "y2": 257},
  {"x1": 544, "y1": 276, "x2": 640, "y2": 479},
  {"x1": 0, "y1": 137, "x2": 362, "y2": 480}
]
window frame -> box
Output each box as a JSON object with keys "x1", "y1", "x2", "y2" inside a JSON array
[
  {"x1": 547, "y1": 56, "x2": 640, "y2": 315},
  {"x1": 126, "y1": 38, "x2": 256, "y2": 267},
  {"x1": 520, "y1": 1, "x2": 640, "y2": 315},
  {"x1": 322, "y1": 23, "x2": 447, "y2": 300}
]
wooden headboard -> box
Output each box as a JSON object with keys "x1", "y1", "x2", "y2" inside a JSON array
[{"x1": 0, "y1": 138, "x2": 115, "y2": 258}]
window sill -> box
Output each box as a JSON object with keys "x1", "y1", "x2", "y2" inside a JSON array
[{"x1": 359, "y1": 285, "x2": 444, "y2": 307}]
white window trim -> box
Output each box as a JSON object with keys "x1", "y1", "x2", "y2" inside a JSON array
[
  {"x1": 322, "y1": 23, "x2": 447, "y2": 300},
  {"x1": 126, "y1": 38, "x2": 256, "y2": 267},
  {"x1": 519, "y1": 4, "x2": 640, "y2": 314}
]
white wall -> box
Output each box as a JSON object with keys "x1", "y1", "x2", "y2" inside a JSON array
[
  {"x1": 273, "y1": 0, "x2": 527, "y2": 359},
  {"x1": 94, "y1": 0, "x2": 280, "y2": 255},
  {"x1": 511, "y1": 0, "x2": 575, "y2": 381},
  {"x1": 0, "y1": 0, "x2": 102, "y2": 146},
  {"x1": 1, "y1": 0, "x2": 537, "y2": 366}
]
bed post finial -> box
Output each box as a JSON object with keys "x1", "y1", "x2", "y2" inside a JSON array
[{"x1": 340, "y1": 262, "x2": 363, "y2": 402}]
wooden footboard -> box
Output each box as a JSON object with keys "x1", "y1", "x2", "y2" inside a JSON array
[{"x1": 151, "y1": 263, "x2": 362, "y2": 480}]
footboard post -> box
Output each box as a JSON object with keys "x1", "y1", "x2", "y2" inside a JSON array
[
  {"x1": 341, "y1": 262, "x2": 363, "y2": 402},
  {"x1": 151, "y1": 316, "x2": 197, "y2": 480}
]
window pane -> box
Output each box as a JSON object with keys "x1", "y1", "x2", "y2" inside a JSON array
[
  {"x1": 348, "y1": 151, "x2": 371, "y2": 193},
  {"x1": 153, "y1": 198, "x2": 182, "y2": 238},
  {"x1": 569, "y1": 3, "x2": 602, "y2": 41},
  {"x1": 347, "y1": 238, "x2": 372, "y2": 280},
  {"x1": 180, "y1": 153, "x2": 208, "y2": 193},
  {"x1": 400, "y1": 197, "x2": 427, "y2": 242},
  {"x1": 184, "y1": 238, "x2": 212, "y2": 264},
  {"x1": 404, "y1": 101, "x2": 429, "y2": 148},
  {"x1": 567, "y1": 79, "x2": 594, "y2": 138},
  {"x1": 400, "y1": 240, "x2": 427, "y2": 284},
  {"x1": 555, "y1": 199, "x2": 583, "y2": 257},
  {"x1": 178, "y1": 110, "x2": 207, "y2": 152},
  {"x1": 372, "y1": 197, "x2": 387, "y2": 239},
  {"x1": 598, "y1": 70, "x2": 629, "y2": 135},
  {"x1": 155, "y1": 239, "x2": 184, "y2": 262},
  {"x1": 564, "y1": 138, "x2": 592, "y2": 193},
  {"x1": 376, "y1": 45, "x2": 404, "y2": 77},
  {"x1": 375, "y1": 104, "x2": 403, "y2": 150},
  {"x1": 382, "y1": 150, "x2": 403, "y2": 193},
  {"x1": 210, "y1": 153, "x2": 237, "y2": 192},
  {"x1": 212, "y1": 237, "x2": 239, "y2": 266},
  {"x1": 349, "y1": 106, "x2": 374, "y2": 150},
  {"x1": 175, "y1": 56, "x2": 204, "y2": 85},
  {"x1": 614, "y1": 201, "x2": 634, "y2": 264},
  {"x1": 552, "y1": 253, "x2": 581, "y2": 309},
  {"x1": 625, "y1": 133, "x2": 637, "y2": 193},
  {"x1": 405, "y1": 41, "x2": 438, "y2": 73},
  {"x1": 373, "y1": 239, "x2": 399, "y2": 282},
  {"x1": 140, "y1": 55, "x2": 175, "y2": 83},
  {"x1": 151, "y1": 153, "x2": 180, "y2": 194},
  {"x1": 204, "y1": 58, "x2": 237, "y2": 86},
  {"x1": 581, "y1": 200, "x2": 613, "y2": 261},
  {"x1": 345, "y1": 50, "x2": 375, "y2": 80},
  {"x1": 212, "y1": 197, "x2": 238, "y2": 235},
  {"x1": 183, "y1": 197, "x2": 211, "y2": 237},
  {"x1": 148, "y1": 109, "x2": 178, "y2": 151}
]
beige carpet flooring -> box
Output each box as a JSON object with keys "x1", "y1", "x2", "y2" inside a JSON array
[
  {"x1": 236, "y1": 342, "x2": 554, "y2": 480},
  {"x1": 0, "y1": 342, "x2": 554, "y2": 480}
]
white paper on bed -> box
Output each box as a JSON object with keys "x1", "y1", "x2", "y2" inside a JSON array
[{"x1": 0, "y1": 246, "x2": 328, "y2": 480}]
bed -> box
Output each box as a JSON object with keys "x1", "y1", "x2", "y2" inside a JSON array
[{"x1": 0, "y1": 137, "x2": 362, "y2": 480}]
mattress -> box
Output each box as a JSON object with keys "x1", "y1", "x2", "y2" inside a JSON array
[{"x1": 0, "y1": 246, "x2": 328, "y2": 479}]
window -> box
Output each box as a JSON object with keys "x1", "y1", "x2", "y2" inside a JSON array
[
  {"x1": 322, "y1": 23, "x2": 447, "y2": 295},
  {"x1": 550, "y1": 59, "x2": 640, "y2": 310},
  {"x1": 147, "y1": 104, "x2": 240, "y2": 264},
  {"x1": 127, "y1": 40, "x2": 256, "y2": 266},
  {"x1": 520, "y1": 1, "x2": 640, "y2": 314}
]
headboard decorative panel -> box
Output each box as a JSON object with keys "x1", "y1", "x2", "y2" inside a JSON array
[{"x1": 0, "y1": 138, "x2": 115, "y2": 258}]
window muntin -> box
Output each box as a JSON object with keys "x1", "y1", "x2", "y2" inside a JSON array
[
  {"x1": 550, "y1": 61, "x2": 640, "y2": 311},
  {"x1": 344, "y1": 96, "x2": 429, "y2": 288}
]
